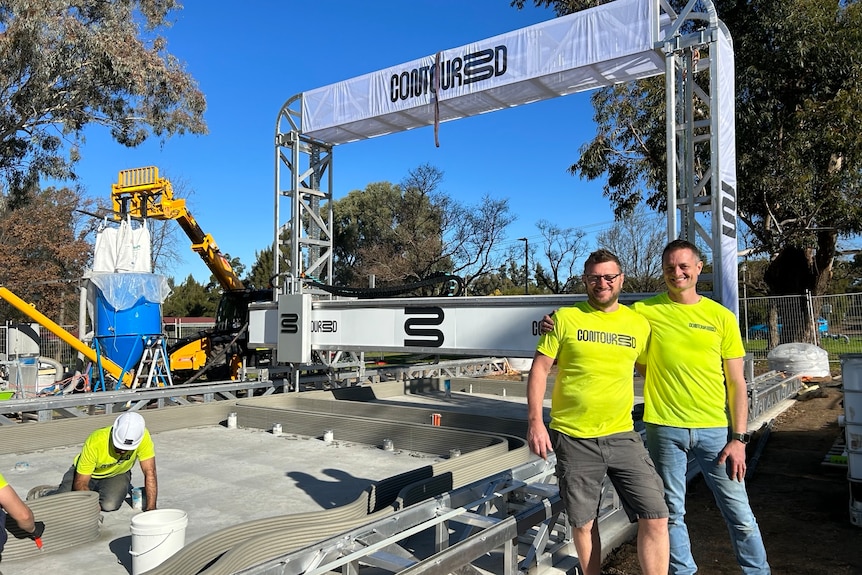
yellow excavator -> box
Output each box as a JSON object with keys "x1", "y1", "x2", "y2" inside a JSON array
[{"x1": 111, "y1": 167, "x2": 272, "y2": 381}]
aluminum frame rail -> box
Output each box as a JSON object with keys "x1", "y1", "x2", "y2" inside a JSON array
[
  {"x1": 747, "y1": 370, "x2": 803, "y2": 421},
  {"x1": 0, "y1": 379, "x2": 276, "y2": 424},
  {"x1": 236, "y1": 457, "x2": 634, "y2": 575}
]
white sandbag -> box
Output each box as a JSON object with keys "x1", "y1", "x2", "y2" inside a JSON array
[{"x1": 767, "y1": 343, "x2": 830, "y2": 377}]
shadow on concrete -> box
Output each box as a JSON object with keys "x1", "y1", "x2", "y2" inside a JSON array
[
  {"x1": 286, "y1": 469, "x2": 375, "y2": 509},
  {"x1": 109, "y1": 535, "x2": 132, "y2": 573}
]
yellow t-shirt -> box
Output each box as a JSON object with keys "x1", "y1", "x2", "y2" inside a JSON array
[
  {"x1": 632, "y1": 293, "x2": 746, "y2": 428},
  {"x1": 0, "y1": 472, "x2": 7, "y2": 490},
  {"x1": 74, "y1": 425, "x2": 155, "y2": 479},
  {"x1": 537, "y1": 301, "x2": 650, "y2": 438}
]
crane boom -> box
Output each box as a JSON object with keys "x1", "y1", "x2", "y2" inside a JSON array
[{"x1": 111, "y1": 166, "x2": 245, "y2": 292}]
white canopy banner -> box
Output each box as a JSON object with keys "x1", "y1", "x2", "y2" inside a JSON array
[
  {"x1": 717, "y1": 25, "x2": 739, "y2": 316},
  {"x1": 297, "y1": 0, "x2": 740, "y2": 314},
  {"x1": 301, "y1": 0, "x2": 661, "y2": 145}
]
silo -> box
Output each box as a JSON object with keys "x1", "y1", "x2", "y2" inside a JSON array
[{"x1": 90, "y1": 273, "x2": 170, "y2": 375}]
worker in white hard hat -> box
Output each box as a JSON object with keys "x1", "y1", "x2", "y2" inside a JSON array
[{"x1": 32, "y1": 412, "x2": 158, "y2": 511}]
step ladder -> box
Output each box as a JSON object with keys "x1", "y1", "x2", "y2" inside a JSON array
[{"x1": 131, "y1": 336, "x2": 174, "y2": 390}]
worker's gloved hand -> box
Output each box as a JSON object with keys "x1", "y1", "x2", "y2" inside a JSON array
[{"x1": 30, "y1": 521, "x2": 45, "y2": 539}]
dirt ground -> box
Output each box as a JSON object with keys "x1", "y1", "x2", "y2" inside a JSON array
[{"x1": 602, "y1": 381, "x2": 862, "y2": 575}]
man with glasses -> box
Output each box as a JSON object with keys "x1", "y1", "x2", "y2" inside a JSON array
[
  {"x1": 33, "y1": 412, "x2": 158, "y2": 511},
  {"x1": 526, "y1": 249, "x2": 669, "y2": 575},
  {"x1": 540, "y1": 240, "x2": 770, "y2": 575}
]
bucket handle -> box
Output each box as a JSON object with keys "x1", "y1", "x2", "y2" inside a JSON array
[{"x1": 128, "y1": 528, "x2": 179, "y2": 557}]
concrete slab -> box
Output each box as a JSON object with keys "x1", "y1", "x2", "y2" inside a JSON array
[
  {"x1": 0, "y1": 381, "x2": 647, "y2": 575},
  {"x1": 0, "y1": 424, "x2": 443, "y2": 575}
]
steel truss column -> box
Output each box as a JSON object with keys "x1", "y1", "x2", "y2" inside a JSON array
[
  {"x1": 661, "y1": 0, "x2": 730, "y2": 302},
  {"x1": 274, "y1": 95, "x2": 365, "y2": 389},
  {"x1": 274, "y1": 94, "x2": 334, "y2": 298}
]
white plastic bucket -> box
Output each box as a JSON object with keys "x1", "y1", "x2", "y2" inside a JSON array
[{"x1": 129, "y1": 509, "x2": 188, "y2": 575}]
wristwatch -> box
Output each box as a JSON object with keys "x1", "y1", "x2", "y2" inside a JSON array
[{"x1": 731, "y1": 432, "x2": 751, "y2": 444}]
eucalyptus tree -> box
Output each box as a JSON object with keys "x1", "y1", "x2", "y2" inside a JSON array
[{"x1": 0, "y1": 0, "x2": 206, "y2": 196}]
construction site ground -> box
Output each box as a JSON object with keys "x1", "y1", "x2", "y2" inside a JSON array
[
  {"x1": 602, "y1": 381, "x2": 862, "y2": 575},
  {"x1": 0, "y1": 374, "x2": 859, "y2": 574}
]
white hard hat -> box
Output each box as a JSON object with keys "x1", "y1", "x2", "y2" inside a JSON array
[{"x1": 112, "y1": 412, "x2": 145, "y2": 450}]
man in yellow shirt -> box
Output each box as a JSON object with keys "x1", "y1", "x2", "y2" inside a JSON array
[
  {"x1": 40, "y1": 412, "x2": 158, "y2": 512},
  {"x1": 540, "y1": 240, "x2": 770, "y2": 575},
  {"x1": 527, "y1": 249, "x2": 668, "y2": 575},
  {"x1": 632, "y1": 240, "x2": 769, "y2": 575}
]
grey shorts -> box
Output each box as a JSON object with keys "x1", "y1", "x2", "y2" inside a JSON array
[{"x1": 550, "y1": 429, "x2": 668, "y2": 528}]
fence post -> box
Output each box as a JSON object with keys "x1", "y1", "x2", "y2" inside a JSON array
[{"x1": 806, "y1": 290, "x2": 818, "y2": 347}]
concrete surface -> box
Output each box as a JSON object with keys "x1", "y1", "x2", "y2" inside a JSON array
[
  {"x1": 0, "y1": 424, "x2": 444, "y2": 575},
  {"x1": 0, "y1": 381, "x2": 652, "y2": 575}
]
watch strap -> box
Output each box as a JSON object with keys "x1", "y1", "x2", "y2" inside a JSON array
[{"x1": 731, "y1": 432, "x2": 751, "y2": 444}]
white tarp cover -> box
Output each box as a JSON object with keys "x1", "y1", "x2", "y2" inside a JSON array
[
  {"x1": 89, "y1": 273, "x2": 171, "y2": 310},
  {"x1": 301, "y1": 0, "x2": 661, "y2": 145},
  {"x1": 92, "y1": 218, "x2": 152, "y2": 273}
]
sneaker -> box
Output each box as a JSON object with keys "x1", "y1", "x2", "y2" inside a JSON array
[{"x1": 26, "y1": 485, "x2": 56, "y2": 501}]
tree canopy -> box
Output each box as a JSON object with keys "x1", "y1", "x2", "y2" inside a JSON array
[
  {"x1": 596, "y1": 207, "x2": 666, "y2": 292},
  {"x1": 0, "y1": 185, "x2": 94, "y2": 321},
  {"x1": 513, "y1": 0, "x2": 862, "y2": 297},
  {"x1": 331, "y1": 164, "x2": 514, "y2": 294},
  {"x1": 0, "y1": 0, "x2": 206, "y2": 197}
]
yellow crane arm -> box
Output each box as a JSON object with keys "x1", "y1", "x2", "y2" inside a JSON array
[
  {"x1": 111, "y1": 166, "x2": 245, "y2": 292},
  {"x1": 0, "y1": 286, "x2": 132, "y2": 386}
]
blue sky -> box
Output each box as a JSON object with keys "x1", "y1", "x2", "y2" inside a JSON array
[{"x1": 72, "y1": 1, "x2": 620, "y2": 284}]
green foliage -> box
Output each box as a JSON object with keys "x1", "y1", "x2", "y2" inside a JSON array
[
  {"x1": 332, "y1": 179, "x2": 442, "y2": 286},
  {"x1": 331, "y1": 164, "x2": 514, "y2": 292},
  {"x1": 0, "y1": 0, "x2": 207, "y2": 197},
  {"x1": 245, "y1": 247, "x2": 275, "y2": 289},
  {"x1": 831, "y1": 254, "x2": 862, "y2": 294},
  {"x1": 162, "y1": 274, "x2": 218, "y2": 318}
]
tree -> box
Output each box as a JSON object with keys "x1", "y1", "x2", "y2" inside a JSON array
[
  {"x1": 448, "y1": 193, "x2": 516, "y2": 293},
  {"x1": 596, "y1": 207, "x2": 666, "y2": 293},
  {"x1": 533, "y1": 220, "x2": 588, "y2": 293},
  {"x1": 332, "y1": 180, "x2": 437, "y2": 287},
  {"x1": 513, "y1": 0, "x2": 862, "y2": 303},
  {"x1": 331, "y1": 164, "x2": 515, "y2": 293},
  {"x1": 831, "y1": 253, "x2": 862, "y2": 294},
  {"x1": 0, "y1": 185, "x2": 94, "y2": 322},
  {"x1": 147, "y1": 174, "x2": 194, "y2": 278},
  {"x1": 162, "y1": 274, "x2": 217, "y2": 318},
  {"x1": 0, "y1": 0, "x2": 207, "y2": 198},
  {"x1": 469, "y1": 262, "x2": 524, "y2": 296},
  {"x1": 245, "y1": 247, "x2": 275, "y2": 289}
]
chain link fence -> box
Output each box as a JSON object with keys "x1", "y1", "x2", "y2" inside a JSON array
[
  {"x1": 741, "y1": 292, "x2": 862, "y2": 365},
  {"x1": 1, "y1": 318, "x2": 215, "y2": 371}
]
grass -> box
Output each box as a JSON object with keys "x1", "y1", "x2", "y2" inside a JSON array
[{"x1": 743, "y1": 335, "x2": 862, "y2": 364}]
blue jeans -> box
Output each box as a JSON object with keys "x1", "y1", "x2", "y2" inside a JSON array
[{"x1": 645, "y1": 424, "x2": 770, "y2": 575}]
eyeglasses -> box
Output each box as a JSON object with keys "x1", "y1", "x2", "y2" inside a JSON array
[{"x1": 583, "y1": 273, "x2": 622, "y2": 284}]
